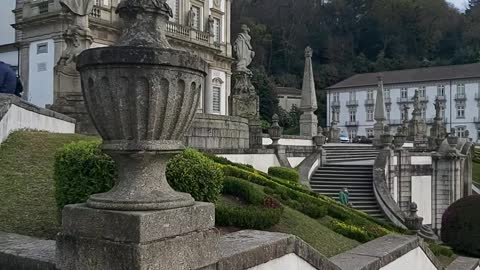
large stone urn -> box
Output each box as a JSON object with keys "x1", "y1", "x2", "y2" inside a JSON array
[
  {"x1": 57, "y1": 2, "x2": 218, "y2": 269},
  {"x1": 77, "y1": 1, "x2": 207, "y2": 211}
]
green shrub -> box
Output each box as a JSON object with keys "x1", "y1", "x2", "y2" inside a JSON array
[
  {"x1": 55, "y1": 144, "x2": 224, "y2": 211},
  {"x1": 54, "y1": 141, "x2": 115, "y2": 210},
  {"x1": 441, "y1": 195, "x2": 480, "y2": 257},
  {"x1": 268, "y1": 166, "x2": 299, "y2": 182},
  {"x1": 167, "y1": 148, "x2": 224, "y2": 203},
  {"x1": 329, "y1": 220, "x2": 373, "y2": 243},
  {"x1": 429, "y1": 243, "x2": 454, "y2": 258},
  {"x1": 216, "y1": 177, "x2": 283, "y2": 229}
]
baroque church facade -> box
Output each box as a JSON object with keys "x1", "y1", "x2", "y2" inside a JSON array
[{"x1": 0, "y1": 0, "x2": 233, "y2": 133}]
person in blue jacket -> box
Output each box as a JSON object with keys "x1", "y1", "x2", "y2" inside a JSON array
[{"x1": 0, "y1": 61, "x2": 17, "y2": 95}]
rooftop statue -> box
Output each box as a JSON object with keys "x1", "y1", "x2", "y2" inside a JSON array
[{"x1": 234, "y1": 24, "x2": 255, "y2": 74}]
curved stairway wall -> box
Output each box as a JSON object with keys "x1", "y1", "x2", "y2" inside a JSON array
[
  {"x1": 0, "y1": 94, "x2": 75, "y2": 144},
  {"x1": 373, "y1": 150, "x2": 407, "y2": 229}
]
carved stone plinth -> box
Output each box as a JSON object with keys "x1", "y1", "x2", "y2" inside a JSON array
[
  {"x1": 57, "y1": 203, "x2": 219, "y2": 270},
  {"x1": 52, "y1": 26, "x2": 95, "y2": 134}
]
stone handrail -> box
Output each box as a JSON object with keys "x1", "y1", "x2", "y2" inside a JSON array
[
  {"x1": 373, "y1": 150, "x2": 407, "y2": 229},
  {"x1": 299, "y1": 150, "x2": 322, "y2": 189},
  {"x1": 473, "y1": 182, "x2": 480, "y2": 195},
  {"x1": 166, "y1": 21, "x2": 219, "y2": 50}
]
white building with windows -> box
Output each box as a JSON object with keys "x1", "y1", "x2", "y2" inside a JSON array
[
  {"x1": 326, "y1": 63, "x2": 480, "y2": 142},
  {"x1": 2, "y1": 0, "x2": 232, "y2": 116}
]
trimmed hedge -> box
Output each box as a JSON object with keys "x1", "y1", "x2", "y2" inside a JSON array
[
  {"x1": 268, "y1": 166, "x2": 299, "y2": 182},
  {"x1": 216, "y1": 177, "x2": 283, "y2": 230},
  {"x1": 329, "y1": 220, "x2": 374, "y2": 243},
  {"x1": 166, "y1": 148, "x2": 224, "y2": 203},
  {"x1": 54, "y1": 144, "x2": 224, "y2": 210},
  {"x1": 441, "y1": 195, "x2": 480, "y2": 257},
  {"x1": 54, "y1": 141, "x2": 115, "y2": 210}
]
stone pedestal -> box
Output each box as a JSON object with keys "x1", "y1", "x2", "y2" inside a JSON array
[
  {"x1": 248, "y1": 118, "x2": 263, "y2": 149},
  {"x1": 300, "y1": 112, "x2": 318, "y2": 137},
  {"x1": 57, "y1": 203, "x2": 219, "y2": 270},
  {"x1": 51, "y1": 26, "x2": 96, "y2": 134}
]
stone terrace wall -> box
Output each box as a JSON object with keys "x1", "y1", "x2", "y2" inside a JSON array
[
  {"x1": 184, "y1": 114, "x2": 249, "y2": 150},
  {"x1": 0, "y1": 94, "x2": 75, "y2": 144}
]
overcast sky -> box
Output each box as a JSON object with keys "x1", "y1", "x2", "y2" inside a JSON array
[{"x1": 446, "y1": 0, "x2": 468, "y2": 11}]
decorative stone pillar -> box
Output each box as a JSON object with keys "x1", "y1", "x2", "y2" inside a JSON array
[
  {"x1": 56, "y1": 2, "x2": 218, "y2": 269},
  {"x1": 313, "y1": 126, "x2": 326, "y2": 150},
  {"x1": 204, "y1": 65, "x2": 213, "y2": 114},
  {"x1": 373, "y1": 76, "x2": 387, "y2": 148},
  {"x1": 328, "y1": 107, "x2": 340, "y2": 143},
  {"x1": 299, "y1": 47, "x2": 318, "y2": 137}
]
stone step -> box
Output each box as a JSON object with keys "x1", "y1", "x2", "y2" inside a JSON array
[
  {"x1": 310, "y1": 180, "x2": 373, "y2": 186},
  {"x1": 326, "y1": 157, "x2": 377, "y2": 163},
  {"x1": 326, "y1": 151, "x2": 379, "y2": 156},
  {"x1": 312, "y1": 174, "x2": 372, "y2": 179}
]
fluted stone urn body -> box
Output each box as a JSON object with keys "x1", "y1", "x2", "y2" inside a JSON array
[{"x1": 78, "y1": 47, "x2": 207, "y2": 210}]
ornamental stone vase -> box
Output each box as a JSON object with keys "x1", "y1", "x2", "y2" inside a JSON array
[
  {"x1": 268, "y1": 114, "x2": 283, "y2": 146},
  {"x1": 77, "y1": 0, "x2": 208, "y2": 211}
]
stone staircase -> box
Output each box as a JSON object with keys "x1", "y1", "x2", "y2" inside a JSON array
[
  {"x1": 310, "y1": 164, "x2": 384, "y2": 218},
  {"x1": 323, "y1": 144, "x2": 379, "y2": 164}
]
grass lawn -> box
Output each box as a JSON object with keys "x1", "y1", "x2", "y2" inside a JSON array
[
  {"x1": 473, "y1": 162, "x2": 480, "y2": 184},
  {"x1": 217, "y1": 193, "x2": 359, "y2": 257},
  {"x1": 270, "y1": 207, "x2": 359, "y2": 257},
  {"x1": 0, "y1": 131, "x2": 98, "y2": 239}
]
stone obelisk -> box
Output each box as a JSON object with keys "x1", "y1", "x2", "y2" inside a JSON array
[
  {"x1": 373, "y1": 76, "x2": 387, "y2": 147},
  {"x1": 299, "y1": 46, "x2": 318, "y2": 137}
]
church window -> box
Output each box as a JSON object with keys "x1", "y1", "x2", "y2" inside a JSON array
[{"x1": 214, "y1": 18, "x2": 221, "y2": 42}]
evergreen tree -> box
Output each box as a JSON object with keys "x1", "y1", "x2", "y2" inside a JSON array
[{"x1": 469, "y1": 0, "x2": 480, "y2": 9}]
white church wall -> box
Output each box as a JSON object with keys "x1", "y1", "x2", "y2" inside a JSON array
[
  {"x1": 246, "y1": 253, "x2": 316, "y2": 270},
  {"x1": 380, "y1": 247, "x2": 438, "y2": 270},
  {"x1": 28, "y1": 39, "x2": 55, "y2": 108},
  {"x1": 411, "y1": 176, "x2": 432, "y2": 225},
  {"x1": 0, "y1": 104, "x2": 75, "y2": 144},
  {"x1": 411, "y1": 156, "x2": 432, "y2": 165},
  {"x1": 262, "y1": 138, "x2": 313, "y2": 146},
  {"x1": 218, "y1": 154, "x2": 280, "y2": 173},
  {"x1": 288, "y1": 157, "x2": 305, "y2": 168}
]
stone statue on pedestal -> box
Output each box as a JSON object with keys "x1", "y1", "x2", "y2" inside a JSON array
[
  {"x1": 207, "y1": 15, "x2": 215, "y2": 35},
  {"x1": 59, "y1": 0, "x2": 95, "y2": 31},
  {"x1": 408, "y1": 90, "x2": 428, "y2": 148},
  {"x1": 231, "y1": 24, "x2": 261, "y2": 148},
  {"x1": 186, "y1": 7, "x2": 195, "y2": 28},
  {"x1": 234, "y1": 24, "x2": 255, "y2": 74},
  {"x1": 429, "y1": 97, "x2": 447, "y2": 150}
]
